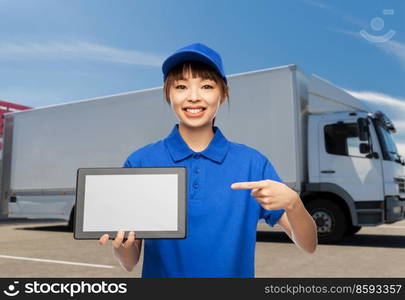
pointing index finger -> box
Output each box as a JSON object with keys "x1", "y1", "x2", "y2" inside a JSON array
[{"x1": 231, "y1": 181, "x2": 267, "y2": 190}]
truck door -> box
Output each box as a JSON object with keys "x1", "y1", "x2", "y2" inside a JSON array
[{"x1": 318, "y1": 118, "x2": 384, "y2": 202}]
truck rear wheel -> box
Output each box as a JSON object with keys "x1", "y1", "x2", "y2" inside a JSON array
[
  {"x1": 307, "y1": 199, "x2": 347, "y2": 243},
  {"x1": 67, "y1": 207, "x2": 75, "y2": 231}
]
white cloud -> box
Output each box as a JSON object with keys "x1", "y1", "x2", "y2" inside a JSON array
[
  {"x1": 301, "y1": 0, "x2": 368, "y2": 28},
  {"x1": 375, "y1": 39, "x2": 405, "y2": 68},
  {"x1": 270, "y1": 0, "x2": 405, "y2": 76},
  {"x1": 0, "y1": 40, "x2": 164, "y2": 66},
  {"x1": 395, "y1": 142, "x2": 405, "y2": 157},
  {"x1": 392, "y1": 120, "x2": 405, "y2": 132},
  {"x1": 327, "y1": 28, "x2": 405, "y2": 68},
  {"x1": 300, "y1": 0, "x2": 331, "y2": 9},
  {"x1": 345, "y1": 89, "x2": 405, "y2": 113},
  {"x1": 310, "y1": 2, "x2": 405, "y2": 68}
]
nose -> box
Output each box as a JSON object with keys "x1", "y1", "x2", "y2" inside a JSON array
[{"x1": 187, "y1": 85, "x2": 200, "y2": 102}]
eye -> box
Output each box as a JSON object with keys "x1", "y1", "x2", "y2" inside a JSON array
[
  {"x1": 175, "y1": 84, "x2": 186, "y2": 89},
  {"x1": 202, "y1": 84, "x2": 213, "y2": 89}
]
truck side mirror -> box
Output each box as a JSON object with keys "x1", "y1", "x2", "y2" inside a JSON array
[
  {"x1": 357, "y1": 118, "x2": 369, "y2": 141},
  {"x1": 359, "y1": 143, "x2": 370, "y2": 154}
]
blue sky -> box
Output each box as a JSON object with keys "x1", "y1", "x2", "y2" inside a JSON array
[{"x1": 0, "y1": 0, "x2": 404, "y2": 152}]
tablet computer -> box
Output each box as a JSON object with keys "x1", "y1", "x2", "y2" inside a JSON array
[{"x1": 74, "y1": 167, "x2": 187, "y2": 239}]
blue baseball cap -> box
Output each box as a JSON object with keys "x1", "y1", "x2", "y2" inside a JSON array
[{"x1": 162, "y1": 43, "x2": 227, "y2": 83}]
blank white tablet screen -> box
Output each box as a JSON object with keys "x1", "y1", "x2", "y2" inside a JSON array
[{"x1": 83, "y1": 174, "x2": 178, "y2": 231}]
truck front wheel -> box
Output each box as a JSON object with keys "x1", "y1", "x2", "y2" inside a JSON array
[
  {"x1": 307, "y1": 199, "x2": 348, "y2": 243},
  {"x1": 345, "y1": 225, "x2": 362, "y2": 236}
]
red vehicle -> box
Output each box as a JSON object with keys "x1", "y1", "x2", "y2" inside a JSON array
[{"x1": 0, "y1": 100, "x2": 32, "y2": 151}]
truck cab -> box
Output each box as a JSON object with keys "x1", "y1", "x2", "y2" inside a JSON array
[{"x1": 306, "y1": 110, "x2": 405, "y2": 242}]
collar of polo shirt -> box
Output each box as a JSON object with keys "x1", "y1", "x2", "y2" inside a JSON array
[{"x1": 164, "y1": 124, "x2": 230, "y2": 163}]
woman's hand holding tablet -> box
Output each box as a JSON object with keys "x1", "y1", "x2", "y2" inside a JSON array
[{"x1": 99, "y1": 230, "x2": 142, "y2": 272}]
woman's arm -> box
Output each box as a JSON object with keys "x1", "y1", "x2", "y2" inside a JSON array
[
  {"x1": 232, "y1": 180, "x2": 317, "y2": 253},
  {"x1": 277, "y1": 193, "x2": 318, "y2": 253}
]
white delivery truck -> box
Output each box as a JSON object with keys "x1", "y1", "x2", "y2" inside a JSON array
[{"x1": 1, "y1": 64, "x2": 404, "y2": 243}]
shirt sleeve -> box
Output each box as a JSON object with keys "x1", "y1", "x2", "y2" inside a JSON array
[{"x1": 259, "y1": 158, "x2": 285, "y2": 227}]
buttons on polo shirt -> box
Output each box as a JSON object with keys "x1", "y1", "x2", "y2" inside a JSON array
[{"x1": 191, "y1": 154, "x2": 202, "y2": 197}]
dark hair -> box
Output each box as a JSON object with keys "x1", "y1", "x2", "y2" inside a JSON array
[{"x1": 163, "y1": 61, "x2": 229, "y2": 126}]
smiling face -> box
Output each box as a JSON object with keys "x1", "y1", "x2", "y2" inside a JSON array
[{"x1": 164, "y1": 61, "x2": 228, "y2": 130}]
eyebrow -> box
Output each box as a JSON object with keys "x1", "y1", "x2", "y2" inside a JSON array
[{"x1": 174, "y1": 77, "x2": 216, "y2": 82}]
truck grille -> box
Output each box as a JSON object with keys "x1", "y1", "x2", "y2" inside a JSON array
[{"x1": 394, "y1": 177, "x2": 405, "y2": 194}]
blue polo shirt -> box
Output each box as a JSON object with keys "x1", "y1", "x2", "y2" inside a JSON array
[{"x1": 123, "y1": 124, "x2": 285, "y2": 278}]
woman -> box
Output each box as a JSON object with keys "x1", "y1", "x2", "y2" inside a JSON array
[{"x1": 99, "y1": 43, "x2": 317, "y2": 278}]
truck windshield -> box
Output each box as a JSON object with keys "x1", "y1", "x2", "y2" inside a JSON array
[{"x1": 372, "y1": 119, "x2": 400, "y2": 162}]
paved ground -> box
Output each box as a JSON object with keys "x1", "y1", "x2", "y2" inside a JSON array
[
  {"x1": 255, "y1": 220, "x2": 405, "y2": 278},
  {"x1": 0, "y1": 218, "x2": 404, "y2": 278}
]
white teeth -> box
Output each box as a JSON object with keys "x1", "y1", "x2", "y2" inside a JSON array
[{"x1": 186, "y1": 108, "x2": 204, "y2": 114}]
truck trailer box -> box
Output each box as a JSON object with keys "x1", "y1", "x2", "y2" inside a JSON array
[{"x1": 1, "y1": 65, "x2": 305, "y2": 217}]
